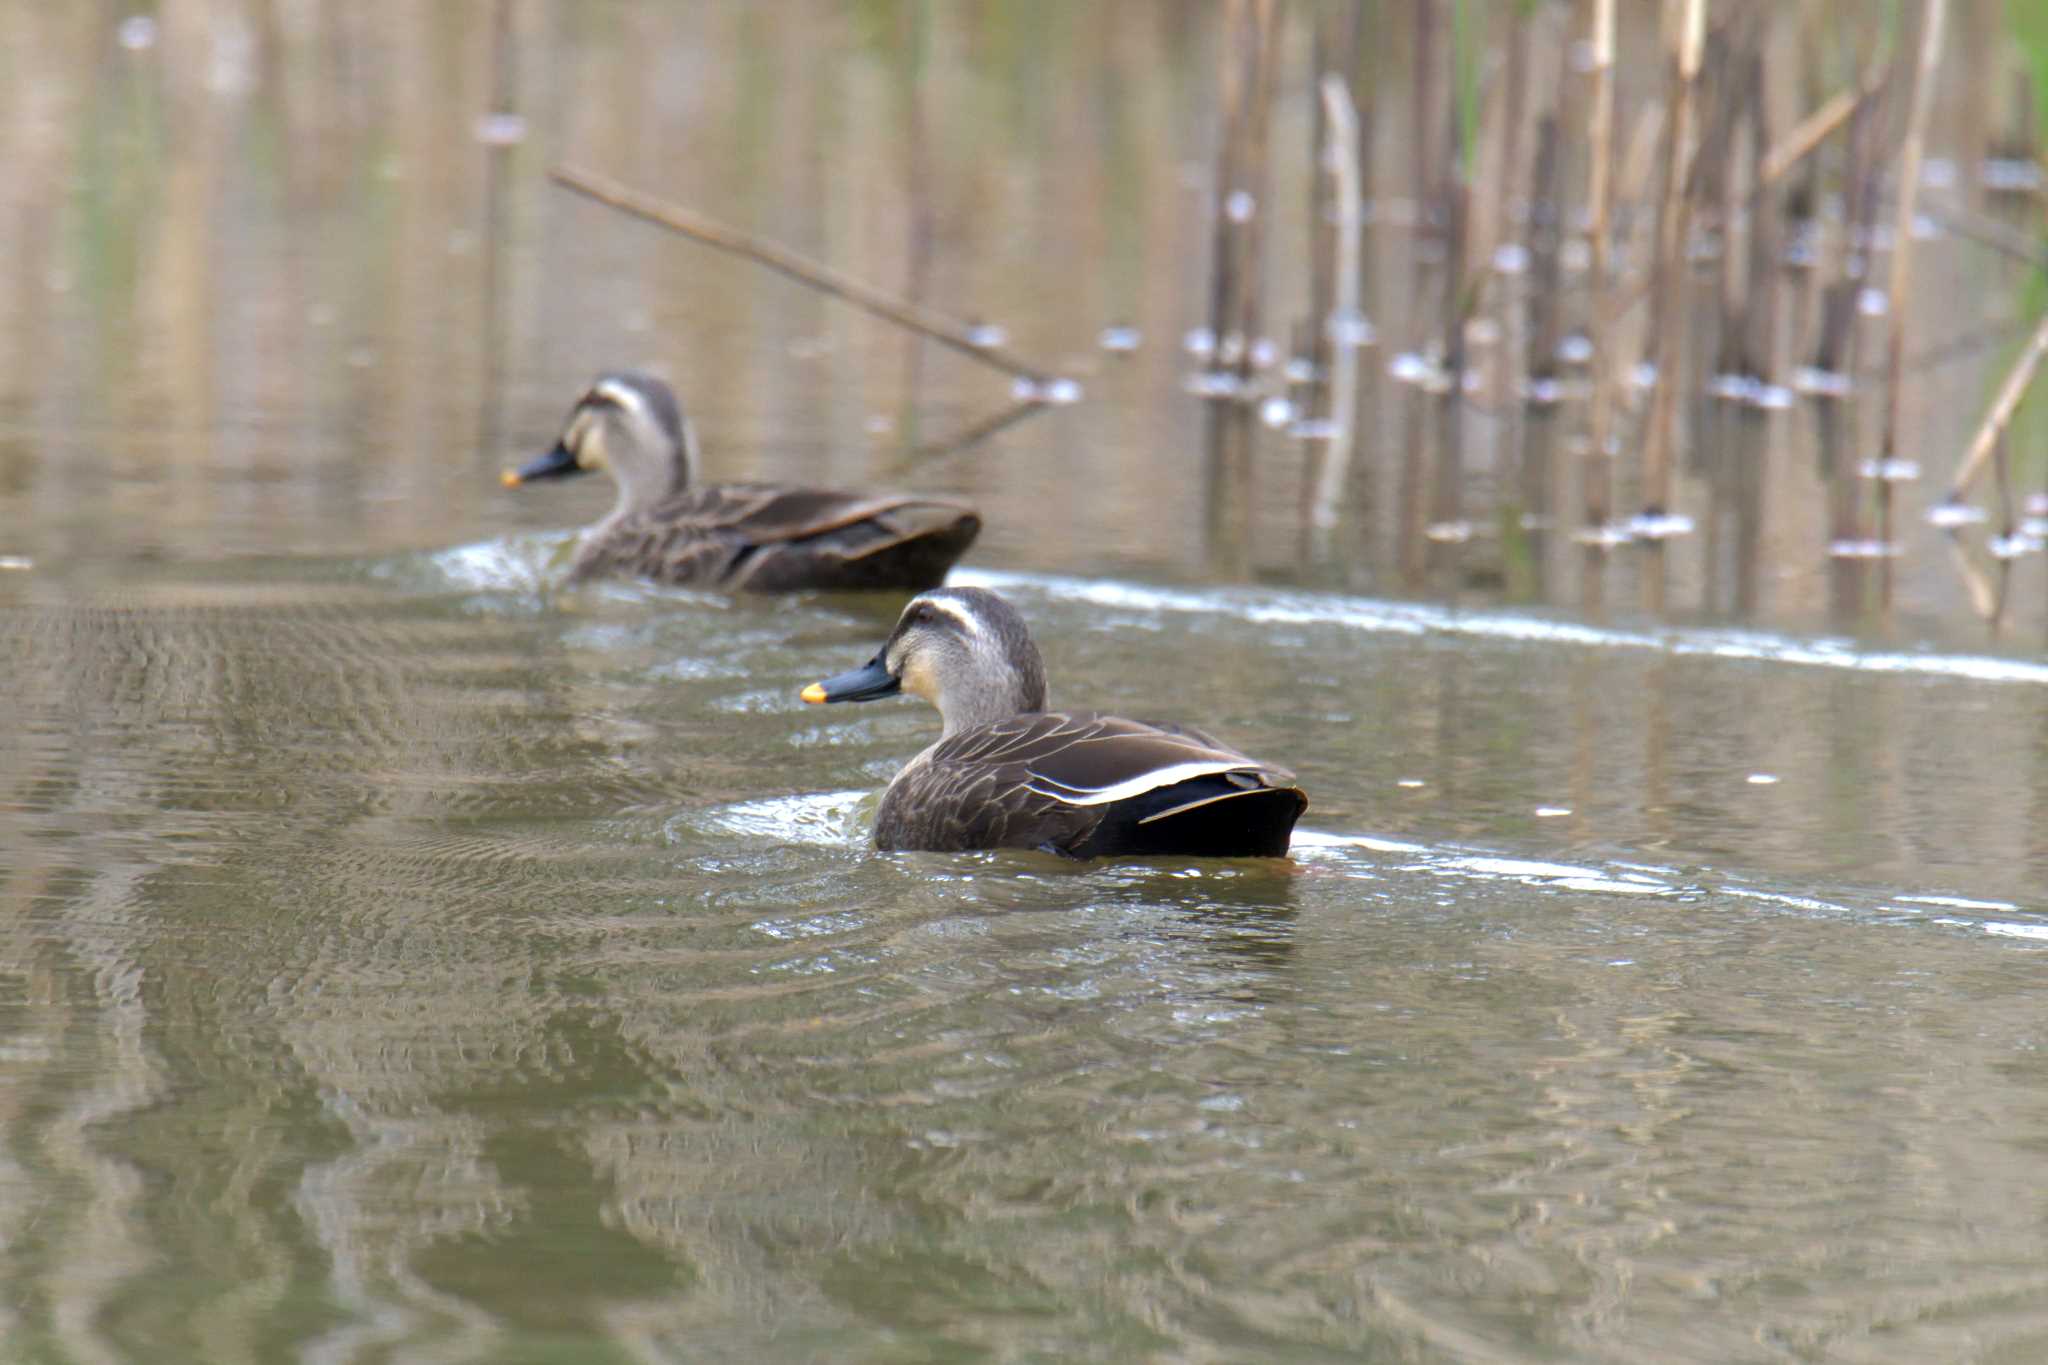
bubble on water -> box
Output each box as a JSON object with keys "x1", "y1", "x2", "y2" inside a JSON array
[
  {"x1": 118, "y1": 15, "x2": 157, "y2": 50},
  {"x1": 475, "y1": 112, "x2": 528, "y2": 146},
  {"x1": 1397, "y1": 779, "x2": 1425, "y2": 789},
  {"x1": 1225, "y1": 189, "x2": 1256, "y2": 222},
  {"x1": 1326, "y1": 311, "x2": 1375, "y2": 347},
  {"x1": 1184, "y1": 370, "x2": 1244, "y2": 399},
  {"x1": 1098, "y1": 324, "x2": 1141, "y2": 353},
  {"x1": 1388, "y1": 352, "x2": 1439, "y2": 387},
  {"x1": 1989, "y1": 532, "x2": 2044, "y2": 559},
  {"x1": 1041, "y1": 377, "x2": 1083, "y2": 405},
  {"x1": 1248, "y1": 337, "x2": 1279, "y2": 370},
  {"x1": 967, "y1": 322, "x2": 1008, "y2": 348},
  {"x1": 1628, "y1": 511, "x2": 1694, "y2": 540},
  {"x1": 1557, "y1": 333, "x2": 1594, "y2": 365},
  {"x1": 1827, "y1": 538, "x2": 1900, "y2": 559},
  {"x1": 1534, "y1": 806, "x2": 1572, "y2": 818},
  {"x1": 1283, "y1": 356, "x2": 1317, "y2": 384},
  {"x1": 1492, "y1": 242, "x2": 1531, "y2": 276},
  {"x1": 1983, "y1": 157, "x2": 2043, "y2": 193},
  {"x1": 1746, "y1": 773, "x2": 1780, "y2": 786},
  {"x1": 1858, "y1": 458, "x2": 1919, "y2": 482},
  {"x1": 1424, "y1": 520, "x2": 1472, "y2": 544},
  {"x1": 1259, "y1": 396, "x2": 1295, "y2": 429},
  {"x1": 1183, "y1": 327, "x2": 1216, "y2": 359},
  {"x1": 1925, "y1": 500, "x2": 1986, "y2": 529},
  {"x1": 1858, "y1": 287, "x2": 1889, "y2": 317},
  {"x1": 1792, "y1": 365, "x2": 1852, "y2": 398},
  {"x1": 1572, "y1": 522, "x2": 1635, "y2": 549},
  {"x1": 0, "y1": 555, "x2": 32, "y2": 571}
]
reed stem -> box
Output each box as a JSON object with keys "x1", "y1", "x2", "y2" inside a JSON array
[{"x1": 1877, "y1": 0, "x2": 1949, "y2": 580}]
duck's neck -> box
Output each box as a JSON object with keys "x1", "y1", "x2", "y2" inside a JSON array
[
  {"x1": 935, "y1": 672, "x2": 1045, "y2": 738},
  {"x1": 600, "y1": 420, "x2": 695, "y2": 525}
]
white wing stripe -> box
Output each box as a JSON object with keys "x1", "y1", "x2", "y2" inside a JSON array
[{"x1": 1024, "y1": 760, "x2": 1250, "y2": 808}]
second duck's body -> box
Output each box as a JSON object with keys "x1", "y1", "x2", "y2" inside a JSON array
[
  {"x1": 802, "y1": 588, "x2": 1308, "y2": 858},
  {"x1": 505, "y1": 372, "x2": 980, "y2": 592}
]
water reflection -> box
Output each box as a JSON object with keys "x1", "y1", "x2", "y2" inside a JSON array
[{"x1": 2, "y1": 5, "x2": 2043, "y2": 639}]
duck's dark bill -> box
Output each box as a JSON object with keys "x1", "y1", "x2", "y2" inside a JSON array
[
  {"x1": 801, "y1": 656, "x2": 900, "y2": 705},
  {"x1": 501, "y1": 442, "x2": 582, "y2": 488}
]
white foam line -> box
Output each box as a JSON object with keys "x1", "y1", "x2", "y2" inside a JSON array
[
  {"x1": 958, "y1": 569, "x2": 2048, "y2": 687},
  {"x1": 1292, "y1": 831, "x2": 1678, "y2": 896},
  {"x1": 1897, "y1": 893, "x2": 2021, "y2": 913},
  {"x1": 1979, "y1": 922, "x2": 2048, "y2": 942}
]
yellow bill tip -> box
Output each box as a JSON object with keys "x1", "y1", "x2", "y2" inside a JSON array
[
  {"x1": 499, "y1": 469, "x2": 523, "y2": 488},
  {"x1": 800, "y1": 682, "x2": 827, "y2": 705}
]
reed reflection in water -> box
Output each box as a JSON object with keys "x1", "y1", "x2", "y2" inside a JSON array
[{"x1": 1, "y1": 3, "x2": 2045, "y2": 638}]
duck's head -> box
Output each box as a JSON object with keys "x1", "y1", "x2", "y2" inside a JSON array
[
  {"x1": 802, "y1": 587, "x2": 1047, "y2": 736},
  {"x1": 503, "y1": 371, "x2": 695, "y2": 511}
]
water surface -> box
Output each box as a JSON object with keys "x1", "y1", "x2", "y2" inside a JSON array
[{"x1": 3, "y1": 547, "x2": 2044, "y2": 1361}]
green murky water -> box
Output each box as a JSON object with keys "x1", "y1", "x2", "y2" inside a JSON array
[
  {"x1": 6, "y1": 3, "x2": 2048, "y2": 1358},
  {"x1": 3, "y1": 546, "x2": 2044, "y2": 1361}
]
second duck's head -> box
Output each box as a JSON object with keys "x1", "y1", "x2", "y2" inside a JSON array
[
  {"x1": 802, "y1": 587, "x2": 1047, "y2": 736},
  {"x1": 503, "y1": 371, "x2": 695, "y2": 512}
]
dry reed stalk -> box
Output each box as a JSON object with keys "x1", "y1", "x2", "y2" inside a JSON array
[
  {"x1": 1944, "y1": 309, "x2": 2048, "y2": 501},
  {"x1": 1396, "y1": 0, "x2": 1441, "y2": 584},
  {"x1": 1206, "y1": 0, "x2": 1250, "y2": 377},
  {"x1": 1427, "y1": 16, "x2": 1473, "y2": 580},
  {"x1": 1577, "y1": 0, "x2": 1617, "y2": 600},
  {"x1": 1476, "y1": 4, "x2": 1534, "y2": 563},
  {"x1": 1201, "y1": 0, "x2": 1280, "y2": 575},
  {"x1": 1519, "y1": 110, "x2": 1565, "y2": 584},
  {"x1": 478, "y1": 0, "x2": 519, "y2": 442},
  {"x1": 1309, "y1": 73, "x2": 1364, "y2": 535},
  {"x1": 1638, "y1": 0, "x2": 1708, "y2": 539},
  {"x1": 1820, "y1": 69, "x2": 1886, "y2": 620},
  {"x1": 549, "y1": 163, "x2": 1058, "y2": 385},
  {"x1": 1738, "y1": 45, "x2": 1781, "y2": 392},
  {"x1": 1876, "y1": 0, "x2": 1949, "y2": 582}
]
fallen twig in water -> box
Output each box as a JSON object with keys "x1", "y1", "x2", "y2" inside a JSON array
[
  {"x1": 887, "y1": 400, "x2": 1050, "y2": 475},
  {"x1": 1944, "y1": 309, "x2": 2048, "y2": 504},
  {"x1": 550, "y1": 162, "x2": 1063, "y2": 388}
]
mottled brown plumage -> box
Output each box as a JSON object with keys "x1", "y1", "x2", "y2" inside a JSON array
[
  {"x1": 802, "y1": 588, "x2": 1307, "y2": 858},
  {"x1": 505, "y1": 372, "x2": 979, "y2": 592}
]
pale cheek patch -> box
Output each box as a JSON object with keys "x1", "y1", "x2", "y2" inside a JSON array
[{"x1": 899, "y1": 654, "x2": 938, "y2": 704}]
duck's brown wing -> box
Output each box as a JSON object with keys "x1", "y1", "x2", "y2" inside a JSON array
[
  {"x1": 875, "y1": 711, "x2": 1303, "y2": 857},
  {"x1": 576, "y1": 484, "x2": 979, "y2": 591}
]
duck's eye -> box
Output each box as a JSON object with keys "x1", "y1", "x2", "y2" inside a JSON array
[{"x1": 910, "y1": 605, "x2": 934, "y2": 626}]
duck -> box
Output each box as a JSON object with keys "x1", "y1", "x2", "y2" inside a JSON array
[
  {"x1": 800, "y1": 587, "x2": 1307, "y2": 857},
  {"x1": 502, "y1": 372, "x2": 981, "y2": 591}
]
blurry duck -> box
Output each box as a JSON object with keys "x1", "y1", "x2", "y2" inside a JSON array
[
  {"x1": 801, "y1": 587, "x2": 1307, "y2": 857},
  {"x1": 503, "y1": 372, "x2": 980, "y2": 591}
]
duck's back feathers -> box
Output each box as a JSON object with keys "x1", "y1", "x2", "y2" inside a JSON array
[
  {"x1": 572, "y1": 484, "x2": 980, "y2": 591},
  {"x1": 874, "y1": 711, "x2": 1306, "y2": 857}
]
